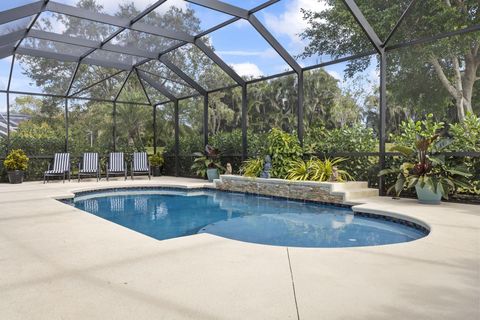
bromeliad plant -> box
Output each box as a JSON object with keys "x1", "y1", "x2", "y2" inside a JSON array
[
  {"x1": 240, "y1": 157, "x2": 264, "y2": 177},
  {"x1": 191, "y1": 145, "x2": 225, "y2": 178},
  {"x1": 286, "y1": 157, "x2": 352, "y2": 182},
  {"x1": 378, "y1": 135, "x2": 472, "y2": 199}
]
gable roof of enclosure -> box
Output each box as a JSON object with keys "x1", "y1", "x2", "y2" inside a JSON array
[{"x1": 1, "y1": 0, "x2": 474, "y2": 106}]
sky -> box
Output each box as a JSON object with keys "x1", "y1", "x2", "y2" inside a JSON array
[{"x1": 0, "y1": 0, "x2": 378, "y2": 107}]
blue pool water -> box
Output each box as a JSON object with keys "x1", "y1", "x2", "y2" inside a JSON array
[{"x1": 72, "y1": 189, "x2": 428, "y2": 248}]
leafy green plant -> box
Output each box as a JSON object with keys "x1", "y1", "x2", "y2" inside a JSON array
[
  {"x1": 240, "y1": 158, "x2": 264, "y2": 177},
  {"x1": 191, "y1": 145, "x2": 224, "y2": 178},
  {"x1": 4, "y1": 149, "x2": 29, "y2": 171},
  {"x1": 266, "y1": 128, "x2": 303, "y2": 178},
  {"x1": 379, "y1": 135, "x2": 471, "y2": 199},
  {"x1": 448, "y1": 113, "x2": 480, "y2": 152},
  {"x1": 304, "y1": 124, "x2": 377, "y2": 182},
  {"x1": 149, "y1": 148, "x2": 165, "y2": 167},
  {"x1": 286, "y1": 157, "x2": 352, "y2": 182},
  {"x1": 390, "y1": 114, "x2": 445, "y2": 149}
]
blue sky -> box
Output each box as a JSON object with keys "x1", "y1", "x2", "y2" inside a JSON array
[{"x1": 0, "y1": 0, "x2": 378, "y2": 106}]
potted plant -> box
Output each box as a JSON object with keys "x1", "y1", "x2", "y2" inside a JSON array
[
  {"x1": 4, "y1": 149, "x2": 29, "y2": 184},
  {"x1": 191, "y1": 145, "x2": 224, "y2": 182},
  {"x1": 378, "y1": 135, "x2": 471, "y2": 204},
  {"x1": 149, "y1": 148, "x2": 165, "y2": 177}
]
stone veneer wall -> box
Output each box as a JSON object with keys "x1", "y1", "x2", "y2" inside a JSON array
[{"x1": 214, "y1": 175, "x2": 345, "y2": 204}]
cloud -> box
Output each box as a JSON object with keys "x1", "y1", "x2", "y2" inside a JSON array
[
  {"x1": 263, "y1": 0, "x2": 329, "y2": 48},
  {"x1": 230, "y1": 63, "x2": 263, "y2": 78}
]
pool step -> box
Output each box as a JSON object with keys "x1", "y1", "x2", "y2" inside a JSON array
[
  {"x1": 342, "y1": 188, "x2": 379, "y2": 201},
  {"x1": 329, "y1": 181, "x2": 369, "y2": 191}
]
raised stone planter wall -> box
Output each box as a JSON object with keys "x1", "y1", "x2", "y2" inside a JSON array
[{"x1": 214, "y1": 175, "x2": 346, "y2": 204}]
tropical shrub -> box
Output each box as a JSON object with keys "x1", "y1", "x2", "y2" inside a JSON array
[
  {"x1": 9, "y1": 121, "x2": 64, "y2": 156},
  {"x1": 389, "y1": 114, "x2": 445, "y2": 148},
  {"x1": 266, "y1": 128, "x2": 303, "y2": 178},
  {"x1": 379, "y1": 135, "x2": 471, "y2": 199},
  {"x1": 448, "y1": 113, "x2": 480, "y2": 152},
  {"x1": 305, "y1": 124, "x2": 377, "y2": 154},
  {"x1": 4, "y1": 149, "x2": 29, "y2": 171},
  {"x1": 240, "y1": 158, "x2": 264, "y2": 177},
  {"x1": 448, "y1": 113, "x2": 480, "y2": 194},
  {"x1": 149, "y1": 148, "x2": 165, "y2": 167},
  {"x1": 191, "y1": 145, "x2": 224, "y2": 178},
  {"x1": 304, "y1": 124, "x2": 377, "y2": 182},
  {"x1": 286, "y1": 157, "x2": 351, "y2": 182}
]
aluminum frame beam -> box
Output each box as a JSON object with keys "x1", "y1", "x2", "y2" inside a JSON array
[
  {"x1": 135, "y1": 68, "x2": 153, "y2": 105},
  {"x1": 185, "y1": 0, "x2": 249, "y2": 19},
  {"x1": 69, "y1": 70, "x2": 125, "y2": 97},
  {"x1": 138, "y1": 70, "x2": 178, "y2": 101},
  {"x1": 45, "y1": 1, "x2": 195, "y2": 43},
  {"x1": 114, "y1": 69, "x2": 134, "y2": 101},
  {"x1": 0, "y1": 30, "x2": 25, "y2": 47},
  {"x1": 248, "y1": 14, "x2": 302, "y2": 74},
  {"x1": 27, "y1": 29, "x2": 158, "y2": 59},
  {"x1": 159, "y1": 56, "x2": 207, "y2": 96},
  {"x1": 0, "y1": 1, "x2": 43, "y2": 25},
  {"x1": 383, "y1": 0, "x2": 417, "y2": 47},
  {"x1": 342, "y1": 0, "x2": 382, "y2": 53},
  {"x1": 16, "y1": 46, "x2": 132, "y2": 70},
  {"x1": 195, "y1": 39, "x2": 245, "y2": 86}
]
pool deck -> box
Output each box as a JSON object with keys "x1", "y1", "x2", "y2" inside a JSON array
[{"x1": 0, "y1": 177, "x2": 478, "y2": 319}]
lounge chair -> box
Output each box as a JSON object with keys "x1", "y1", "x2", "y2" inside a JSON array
[
  {"x1": 43, "y1": 153, "x2": 71, "y2": 183},
  {"x1": 131, "y1": 152, "x2": 151, "y2": 180},
  {"x1": 106, "y1": 152, "x2": 127, "y2": 181},
  {"x1": 78, "y1": 152, "x2": 100, "y2": 182}
]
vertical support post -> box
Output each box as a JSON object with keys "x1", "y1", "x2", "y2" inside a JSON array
[
  {"x1": 379, "y1": 49, "x2": 387, "y2": 195},
  {"x1": 174, "y1": 100, "x2": 179, "y2": 177},
  {"x1": 203, "y1": 94, "x2": 208, "y2": 147},
  {"x1": 241, "y1": 84, "x2": 248, "y2": 160},
  {"x1": 153, "y1": 104, "x2": 157, "y2": 154},
  {"x1": 297, "y1": 70, "x2": 304, "y2": 146},
  {"x1": 6, "y1": 54, "x2": 15, "y2": 153},
  {"x1": 6, "y1": 92, "x2": 10, "y2": 152},
  {"x1": 112, "y1": 102, "x2": 117, "y2": 152},
  {"x1": 64, "y1": 98, "x2": 69, "y2": 152}
]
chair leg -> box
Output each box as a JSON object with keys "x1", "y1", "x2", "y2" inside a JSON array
[{"x1": 43, "y1": 174, "x2": 46, "y2": 184}]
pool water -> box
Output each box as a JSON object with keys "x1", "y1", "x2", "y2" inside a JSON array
[{"x1": 72, "y1": 189, "x2": 428, "y2": 248}]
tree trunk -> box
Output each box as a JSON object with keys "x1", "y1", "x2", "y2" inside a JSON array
[{"x1": 429, "y1": 56, "x2": 467, "y2": 121}]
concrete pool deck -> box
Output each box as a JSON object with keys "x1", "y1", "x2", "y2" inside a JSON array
[{"x1": 0, "y1": 177, "x2": 478, "y2": 319}]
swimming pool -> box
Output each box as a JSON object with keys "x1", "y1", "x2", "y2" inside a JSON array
[{"x1": 71, "y1": 188, "x2": 428, "y2": 248}]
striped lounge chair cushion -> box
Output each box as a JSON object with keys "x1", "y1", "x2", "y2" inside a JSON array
[
  {"x1": 133, "y1": 152, "x2": 149, "y2": 172},
  {"x1": 80, "y1": 153, "x2": 98, "y2": 173},
  {"x1": 45, "y1": 153, "x2": 70, "y2": 174},
  {"x1": 109, "y1": 152, "x2": 124, "y2": 172}
]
